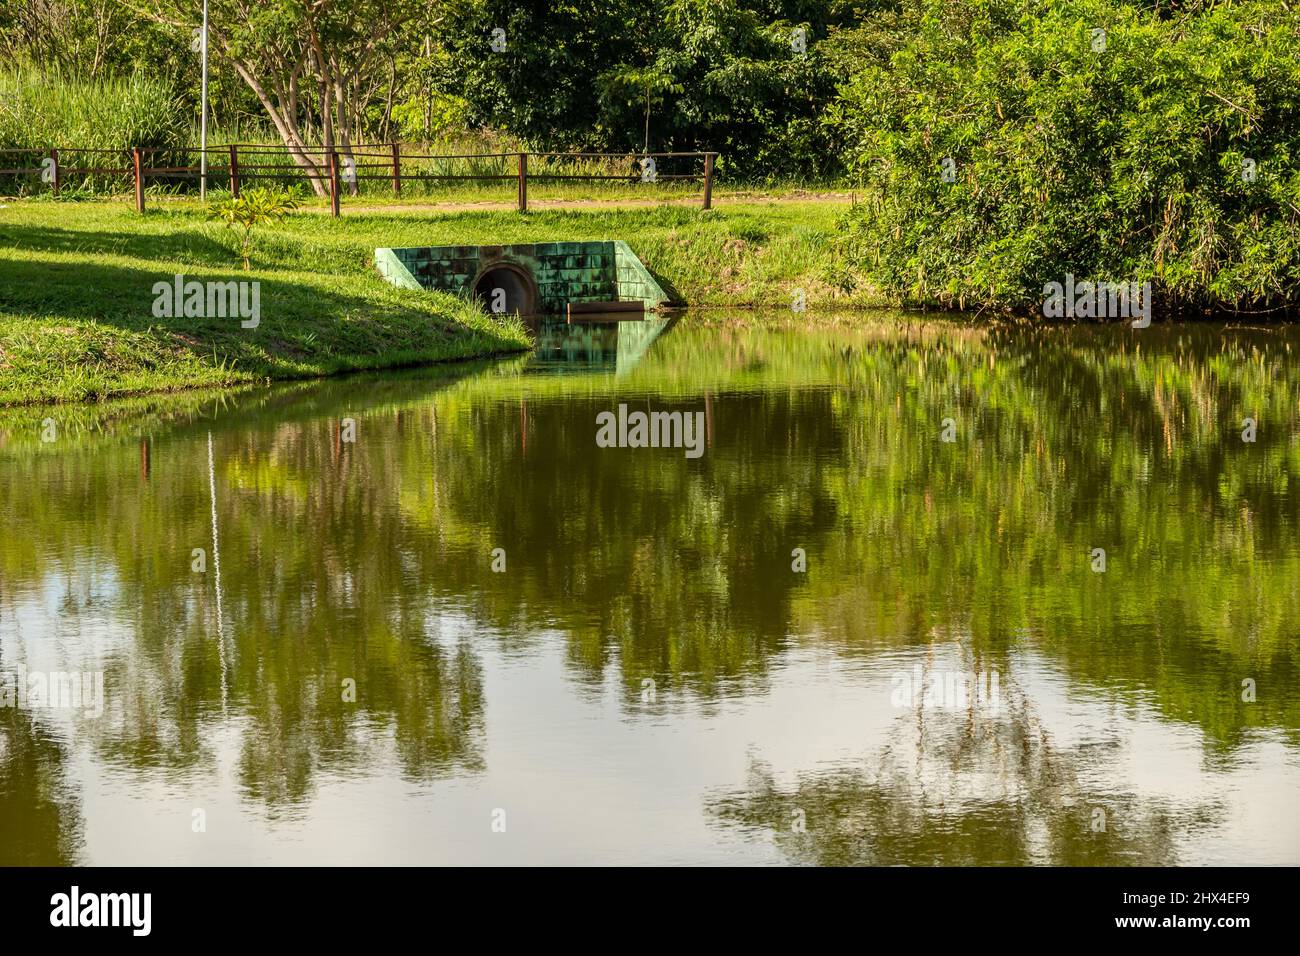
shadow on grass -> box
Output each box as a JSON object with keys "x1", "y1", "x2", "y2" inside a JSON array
[
  {"x1": 0, "y1": 219, "x2": 237, "y2": 267},
  {"x1": 0, "y1": 239, "x2": 528, "y2": 389},
  {"x1": 644, "y1": 264, "x2": 687, "y2": 306}
]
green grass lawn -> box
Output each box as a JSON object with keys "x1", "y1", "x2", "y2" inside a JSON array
[{"x1": 0, "y1": 198, "x2": 871, "y2": 406}]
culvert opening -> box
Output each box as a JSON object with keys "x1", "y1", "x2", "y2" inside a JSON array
[{"x1": 474, "y1": 264, "x2": 537, "y2": 316}]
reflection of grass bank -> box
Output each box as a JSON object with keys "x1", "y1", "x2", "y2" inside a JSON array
[{"x1": 0, "y1": 359, "x2": 498, "y2": 451}]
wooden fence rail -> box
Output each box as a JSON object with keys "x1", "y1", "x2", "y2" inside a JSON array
[{"x1": 0, "y1": 144, "x2": 720, "y2": 215}]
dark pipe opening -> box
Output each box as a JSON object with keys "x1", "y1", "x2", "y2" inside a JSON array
[{"x1": 474, "y1": 264, "x2": 537, "y2": 316}]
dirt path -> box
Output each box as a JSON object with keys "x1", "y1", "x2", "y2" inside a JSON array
[
  {"x1": 1, "y1": 191, "x2": 854, "y2": 214},
  {"x1": 297, "y1": 190, "x2": 855, "y2": 215}
]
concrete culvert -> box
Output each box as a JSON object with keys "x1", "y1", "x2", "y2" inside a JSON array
[
  {"x1": 474, "y1": 264, "x2": 537, "y2": 316},
  {"x1": 376, "y1": 242, "x2": 670, "y2": 314}
]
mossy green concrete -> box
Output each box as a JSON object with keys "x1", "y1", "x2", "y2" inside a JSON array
[{"x1": 375, "y1": 241, "x2": 670, "y2": 313}]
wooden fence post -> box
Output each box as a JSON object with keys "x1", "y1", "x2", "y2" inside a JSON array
[
  {"x1": 391, "y1": 142, "x2": 401, "y2": 196},
  {"x1": 229, "y1": 144, "x2": 240, "y2": 197},
  {"x1": 132, "y1": 147, "x2": 145, "y2": 213},
  {"x1": 702, "y1": 152, "x2": 714, "y2": 210},
  {"x1": 328, "y1": 149, "x2": 340, "y2": 217},
  {"x1": 49, "y1": 148, "x2": 60, "y2": 198},
  {"x1": 517, "y1": 152, "x2": 527, "y2": 213}
]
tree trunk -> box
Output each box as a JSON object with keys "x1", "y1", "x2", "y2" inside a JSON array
[
  {"x1": 644, "y1": 84, "x2": 651, "y2": 154},
  {"x1": 380, "y1": 55, "x2": 397, "y2": 143},
  {"x1": 229, "y1": 56, "x2": 328, "y2": 196}
]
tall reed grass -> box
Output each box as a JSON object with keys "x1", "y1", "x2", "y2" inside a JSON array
[
  {"x1": 0, "y1": 66, "x2": 189, "y2": 149},
  {"x1": 0, "y1": 66, "x2": 190, "y2": 193}
]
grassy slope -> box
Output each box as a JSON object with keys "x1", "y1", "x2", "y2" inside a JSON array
[{"x1": 0, "y1": 198, "x2": 869, "y2": 406}]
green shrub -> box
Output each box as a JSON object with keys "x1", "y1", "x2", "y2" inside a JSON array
[
  {"x1": 207, "y1": 186, "x2": 305, "y2": 270},
  {"x1": 834, "y1": 0, "x2": 1300, "y2": 315}
]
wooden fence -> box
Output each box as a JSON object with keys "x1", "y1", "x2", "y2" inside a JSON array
[{"x1": 0, "y1": 144, "x2": 719, "y2": 214}]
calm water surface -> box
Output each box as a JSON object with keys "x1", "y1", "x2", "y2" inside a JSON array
[{"x1": 2, "y1": 314, "x2": 1299, "y2": 865}]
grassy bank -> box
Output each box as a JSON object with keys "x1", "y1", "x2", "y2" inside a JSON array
[{"x1": 0, "y1": 198, "x2": 867, "y2": 406}]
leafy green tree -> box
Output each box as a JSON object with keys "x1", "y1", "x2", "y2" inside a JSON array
[
  {"x1": 132, "y1": 0, "x2": 435, "y2": 193},
  {"x1": 435, "y1": 0, "x2": 644, "y2": 150},
  {"x1": 597, "y1": 66, "x2": 683, "y2": 154},
  {"x1": 438, "y1": 0, "x2": 850, "y2": 177}
]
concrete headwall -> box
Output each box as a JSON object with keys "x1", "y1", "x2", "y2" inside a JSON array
[{"x1": 374, "y1": 241, "x2": 669, "y2": 313}]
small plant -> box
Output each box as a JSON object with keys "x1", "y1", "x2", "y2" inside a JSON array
[{"x1": 207, "y1": 186, "x2": 303, "y2": 270}]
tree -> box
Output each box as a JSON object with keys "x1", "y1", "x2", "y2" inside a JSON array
[
  {"x1": 131, "y1": 0, "x2": 433, "y2": 194},
  {"x1": 437, "y1": 0, "x2": 850, "y2": 177},
  {"x1": 0, "y1": 0, "x2": 138, "y2": 77},
  {"x1": 597, "y1": 66, "x2": 683, "y2": 154}
]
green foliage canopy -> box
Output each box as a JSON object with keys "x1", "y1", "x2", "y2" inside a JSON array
[{"x1": 833, "y1": 0, "x2": 1300, "y2": 314}]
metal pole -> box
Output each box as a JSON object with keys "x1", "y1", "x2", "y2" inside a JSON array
[
  {"x1": 200, "y1": 0, "x2": 209, "y2": 200},
  {"x1": 207, "y1": 431, "x2": 228, "y2": 711}
]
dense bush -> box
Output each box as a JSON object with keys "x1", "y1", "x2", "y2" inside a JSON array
[{"x1": 833, "y1": 0, "x2": 1300, "y2": 314}]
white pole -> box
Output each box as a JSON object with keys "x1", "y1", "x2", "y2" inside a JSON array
[
  {"x1": 200, "y1": 0, "x2": 210, "y2": 200},
  {"x1": 207, "y1": 431, "x2": 228, "y2": 710}
]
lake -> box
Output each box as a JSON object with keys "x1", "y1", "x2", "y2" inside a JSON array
[{"x1": 2, "y1": 313, "x2": 1298, "y2": 865}]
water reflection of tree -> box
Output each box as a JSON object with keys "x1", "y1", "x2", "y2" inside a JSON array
[
  {"x1": 0, "y1": 706, "x2": 84, "y2": 865},
  {"x1": 419, "y1": 386, "x2": 846, "y2": 694},
  {"x1": 2, "y1": 319, "x2": 1299, "y2": 829},
  {"x1": 708, "y1": 651, "x2": 1223, "y2": 866},
  {"x1": 423, "y1": 322, "x2": 1300, "y2": 745},
  {"x1": 1, "y1": 407, "x2": 490, "y2": 814}
]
